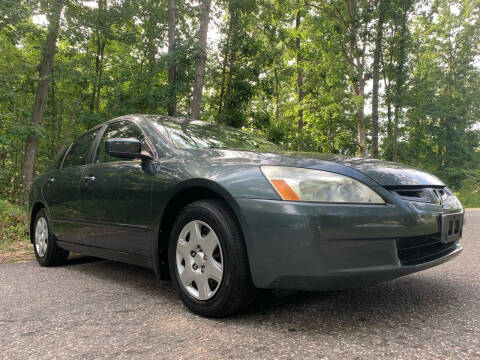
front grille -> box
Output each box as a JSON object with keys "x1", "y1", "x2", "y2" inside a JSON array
[
  {"x1": 387, "y1": 186, "x2": 450, "y2": 204},
  {"x1": 396, "y1": 233, "x2": 457, "y2": 266}
]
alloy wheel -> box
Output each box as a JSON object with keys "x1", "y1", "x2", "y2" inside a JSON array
[{"x1": 35, "y1": 217, "x2": 48, "y2": 257}]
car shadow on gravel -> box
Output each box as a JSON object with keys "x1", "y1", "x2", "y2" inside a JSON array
[
  {"x1": 233, "y1": 276, "x2": 462, "y2": 336},
  {"x1": 62, "y1": 258, "x2": 178, "y2": 300},
  {"x1": 61, "y1": 257, "x2": 462, "y2": 334},
  {"x1": 64, "y1": 254, "x2": 104, "y2": 266}
]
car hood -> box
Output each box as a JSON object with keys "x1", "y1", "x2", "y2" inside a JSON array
[
  {"x1": 189, "y1": 149, "x2": 444, "y2": 187},
  {"x1": 314, "y1": 155, "x2": 444, "y2": 187}
]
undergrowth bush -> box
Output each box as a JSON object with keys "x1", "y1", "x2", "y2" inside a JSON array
[
  {"x1": 0, "y1": 200, "x2": 29, "y2": 248},
  {"x1": 455, "y1": 169, "x2": 480, "y2": 208}
]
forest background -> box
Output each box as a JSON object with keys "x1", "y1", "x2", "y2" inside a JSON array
[{"x1": 0, "y1": 0, "x2": 479, "y2": 245}]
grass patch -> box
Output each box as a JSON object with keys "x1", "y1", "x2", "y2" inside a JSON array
[{"x1": 0, "y1": 200, "x2": 32, "y2": 263}]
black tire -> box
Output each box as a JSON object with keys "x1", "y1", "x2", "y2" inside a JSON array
[
  {"x1": 33, "y1": 208, "x2": 69, "y2": 266},
  {"x1": 168, "y1": 199, "x2": 256, "y2": 317}
]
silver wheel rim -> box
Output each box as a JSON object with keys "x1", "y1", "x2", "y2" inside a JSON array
[
  {"x1": 176, "y1": 220, "x2": 224, "y2": 301},
  {"x1": 35, "y1": 217, "x2": 48, "y2": 257}
]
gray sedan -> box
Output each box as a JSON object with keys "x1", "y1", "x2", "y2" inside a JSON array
[{"x1": 28, "y1": 114, "x2": 464, "y2": 317}]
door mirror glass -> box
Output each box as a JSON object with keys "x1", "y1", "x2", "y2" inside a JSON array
[{"x1": 106, "y1": 138, "x2": 152, "y2": 161}]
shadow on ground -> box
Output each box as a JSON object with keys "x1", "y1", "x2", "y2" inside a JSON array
[{"x1": 61, "y1": 256, "x2": 463, "y2": 336}]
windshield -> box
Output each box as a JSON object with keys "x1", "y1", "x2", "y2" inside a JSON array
[{"x1": 148, "y1": 116, "x2": 283, "y2": 152}]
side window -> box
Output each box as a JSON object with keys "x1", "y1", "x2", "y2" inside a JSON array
[
  {"x1": 95, "y1": 121, "x2": 149, "y2": 164},
  {"x1": 62, "y1": 129, "x2": 100, "y2": 168}
]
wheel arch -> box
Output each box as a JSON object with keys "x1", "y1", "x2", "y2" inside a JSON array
[{"x1": 153, "y1": 179, "x2": 248, "y2": 280}]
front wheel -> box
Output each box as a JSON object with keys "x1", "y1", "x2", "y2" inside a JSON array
[
  {"x1": 168, "y1": 199, "x2": 255, "y2": 317},
  {"x1": 33, "y1": 209, "x2": 69, "y2": 266}
]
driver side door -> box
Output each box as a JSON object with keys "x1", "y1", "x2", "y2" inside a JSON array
[{"x1": 76, "y1": 120, "x2": 155, "y2": 257}]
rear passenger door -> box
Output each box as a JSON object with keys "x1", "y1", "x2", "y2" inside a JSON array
[
  {"x1": 76, "y1": 120, "x2": 154, "y2": 256},
  {"x1": 42, "y1": 128, "x2": 100, "y2": 243}
]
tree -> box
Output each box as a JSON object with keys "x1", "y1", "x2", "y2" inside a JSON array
[
  {"x1": 345, "y1": 0, "x2": 369, "y2": 158},
  {"x1": 20, "y1": 0, "x2": 65, "y2": 202},
  {"x1": 1, "y1": 0, "x2": 480, "y2": 206},
  {"x1": 167, "y1": 0, "x2": 177, "y2": 116},
  {"x1": 214, "y1": 0, "x2": 260, "y2": 128},
  {"x1": 90, "y1": 0, "x2": 107, "y2": 114},
  {"x1": 308, "y1": 0, "x2": 372, "y2": 157},
  {"x1": 191, "y1": 0, "x2": 212, "y2": 119},
  {"x1": 391, "y1": 0, "x2": 412, "y2": 161},
  {"x1": 400, "y1": 0, "x2": 480, "y2": 187},
  {"x1": 371, "y1": 0, "x2": 388, "y2": 158},
  {"x1": 295, "y1": 9, "x2": 304, "y2": 151}
]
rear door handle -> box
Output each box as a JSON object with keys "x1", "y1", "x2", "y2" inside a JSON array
[{"x1": 82, "y1": 176, "x2": 96, "y2": 185}]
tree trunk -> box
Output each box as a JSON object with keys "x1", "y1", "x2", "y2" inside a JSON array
[
  {"x1": 346, "y1": 0, "x2": 366, "y2": 157},
  {"x1": 224, "y1": 42, "x2": 236, "y2": 114},
  {"x1": 354, "y1": 76, "x2": 366, "y2": 158},
  {"x1": 217, "y1": 50, "x2": 228, "y2": 115},
  {"x1": 392, "y1": 6, "x2": 409, "y2": 162},
  {"x1": 274, "y1": 68, "x2": 279, "y2": 121},
  {"x1": 94, "y1": 39, "x2": 105, "y2": 113},
  {"x1": 167, "y1": 0, "x2": 177, "y2": 116},
  {"x1": 20, "y1": 0, "x2": 65, "y2": 203},
  {"x1": 393, "y1": 105, "x2": 400, "y2": 161},
  {"x1": 296, "y1": 11, "x2": 304, "y2": 151},
  {"x1": 49, "y1": 68, "x2": 58, "y2": 157},
  {"x1": 58, "y1": 93, "x2": 84, "y2": 154},
  {"x1": 191, "y1": 0, "x2": 212, "y2": 119},
  {"x1": 90, "y1": 0, "x2": 106, "y2": 113},
  {"x1": 141, "y1": 1, "x2": 161, "y2": 113},
  {"x1": 217, "y1": 13, "x2": 235, "y2": 116},
  {"x1": 381, "y1": 40, "x2": 394, "y2": 160},
  {"x1": 371, "y1": 0, "x2": 387, "y2": 158}
]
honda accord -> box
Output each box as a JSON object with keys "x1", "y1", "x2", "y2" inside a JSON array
[{"x1": 29, "y1": 115, "x2": 464, "y2": 317}]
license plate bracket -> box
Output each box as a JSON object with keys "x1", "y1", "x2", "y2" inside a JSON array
[{"x1": 441, "y1": 213, "x2": 463, "y2": 243}]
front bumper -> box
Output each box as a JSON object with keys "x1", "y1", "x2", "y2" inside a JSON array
[{"x1": 235, "y1": 198, "x2": 463, "y2": 290}]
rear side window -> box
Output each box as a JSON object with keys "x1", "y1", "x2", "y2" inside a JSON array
[
  {"x1": 62, "y1": 129, "x2": 100, "y2": 168},
  {"x1": 95, "y1": 121, "x2": 148, "y2": 164}
]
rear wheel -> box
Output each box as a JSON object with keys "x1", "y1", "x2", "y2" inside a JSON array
[
  {"x1": 168, "y1": 199, "x2": 255, "y2": 317},
  {"x1": 33, "y1": 209, "x2": 69, "y2": 266}
]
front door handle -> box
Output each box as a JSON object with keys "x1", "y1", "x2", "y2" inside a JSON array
[{"x1": 82, "y1": 176, "x2": 96, "y2": 185}]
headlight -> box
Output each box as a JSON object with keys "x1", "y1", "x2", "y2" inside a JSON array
[{"x1": 261, "y1": 166, "x2": 385, "y2": 204}]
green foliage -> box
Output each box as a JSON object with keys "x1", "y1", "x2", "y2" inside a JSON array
[
  {"x1": 0, "y1": 0, "x2": 479, "y2": 207},
  {"x1": 456, "y1": 169, "x2": 480, "y2": 208},
  {"x1": 0, "y1": 200, "x2": 29, "y2": 248},
  {"x1": 398, "y1": 0, "x2": 480, "y2": 188}
]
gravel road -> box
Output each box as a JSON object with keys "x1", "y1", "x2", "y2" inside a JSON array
[{"x1": 1, "y1": 211, "x2": 479, "y2": 360}]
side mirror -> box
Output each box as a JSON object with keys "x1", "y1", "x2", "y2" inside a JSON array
[{"x1": 106, "y1": 138, "x2": 153, "y2": 161}]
